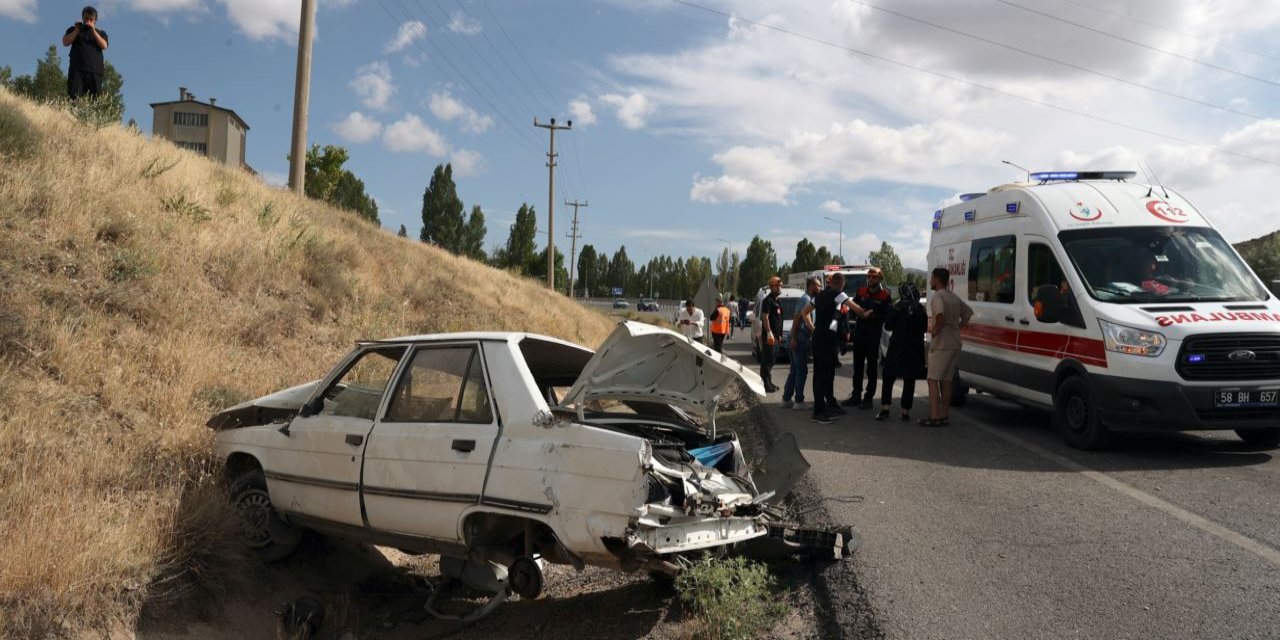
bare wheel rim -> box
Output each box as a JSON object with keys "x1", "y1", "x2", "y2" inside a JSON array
[
  {"x1": 1066, "y1": 394, "x2": 1088, "y2": 432},
  {"x1": 235, "y1": 488, "x2": 274, "y2": 548}
]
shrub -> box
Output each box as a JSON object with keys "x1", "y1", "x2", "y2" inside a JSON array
[{"x1": 675, "y1": 556, "x2": 786, "y2": 640}]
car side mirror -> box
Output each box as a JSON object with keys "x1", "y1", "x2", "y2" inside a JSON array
[{"x1": 1033, "y1": 285, "x2": 1065, "y2": 324}]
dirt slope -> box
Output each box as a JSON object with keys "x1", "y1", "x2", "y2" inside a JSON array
[{"x1": 0, "y1": 88, "x2": 614, "y2": 637}]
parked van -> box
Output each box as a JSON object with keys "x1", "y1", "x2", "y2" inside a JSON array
[{"x1": 929, "y1": 171, "x2": 1280, "y2": 449}]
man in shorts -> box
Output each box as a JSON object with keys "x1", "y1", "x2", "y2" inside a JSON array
[{"x1": 921, "y1": 267, "x2": 972, "y2": 427}]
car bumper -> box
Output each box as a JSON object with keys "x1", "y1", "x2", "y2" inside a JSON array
[
  {"x1": 635, "y1": 517, "x2": 768, "y2": 554},
  {"x1": 1091, "y1": 374, "x2": 1280, "y2": 432}
]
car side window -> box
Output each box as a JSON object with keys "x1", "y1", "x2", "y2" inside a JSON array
[
  {"x1": 319, "y1": 347, "x2": 406, "y2": 420},
  {"x1": 385, "y1": 347, "x2": 493, "y2": 424},
  {"x1": 969, "y1": 235, "x2": 1016, "y2": 304},
  {"x1": 1027, "y1": 243, "x2": 1067, "y2": 304}
]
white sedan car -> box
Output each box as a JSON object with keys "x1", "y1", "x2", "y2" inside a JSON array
[{"x1": 210, "y1": 322, "x2": 844, "y2": 597}]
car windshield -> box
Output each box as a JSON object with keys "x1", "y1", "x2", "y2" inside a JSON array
[
  {"x1": 778, "y1": 296, "x2": 803, "y2": 320},
  {"x1": 841, "y1": 274, "x2": 868, "y2": 298},
  {"x1": 1059, "y1": 226, "x2": 1268, "y2": 304}
]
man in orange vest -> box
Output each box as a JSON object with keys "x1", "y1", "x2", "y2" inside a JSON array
[{"x1": 710, "y1": 295, "x2": 732, "y2": 353}]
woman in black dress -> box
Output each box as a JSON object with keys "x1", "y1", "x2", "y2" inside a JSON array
[{"x1": 877, "y1": 283, "x2": 928, "y2": 421}]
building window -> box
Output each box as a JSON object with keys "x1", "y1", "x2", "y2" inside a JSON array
[
  {"x1": 176, "y1": 141, "x2": 207, "y2": 155},
  {"x1": 173, "y1": 111, "x2": 208, "y2": 127},
  {"x1": 968, "y1": 235, "x2": 1016, "y2": 304}
]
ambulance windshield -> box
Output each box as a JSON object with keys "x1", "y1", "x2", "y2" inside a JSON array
[{"x1": 1059, "y1": 226, "x2": 1268, "y2": 304}]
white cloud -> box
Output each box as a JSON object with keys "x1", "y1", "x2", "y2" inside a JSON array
[
  {"x1": 385, "y1": 20, "x2": 426, "y2": 54},
  {"x1": 598, "y1": 92, "x2": 654, "y2": 129},
  {"x1": 0, "y1": 0, "x2": 36, "y2": 22},
  {"x1": 448, "y1": 11, "x2": 481, "y2": 35},
  {"x1": 428, "y1": 91, "x2": 494, "y2": 134},
  {"x1": 331, "y1": 111, "x2": 384, "y2": 144},
  {"x1": 217, "y1": 0, "x2": 355, "y2": 40},
  {"x1": 383, "y1": 114, "x2": 450, "y2": 156},
  {"x1": 568, "y1": 97, "x2": 597, "y2": 127},
  {"x1": 820, "y1": 200, "x2": 850, "y2": 214},
  {"x1": 450, "y1": 149, "x2": 485, "y2": 176},
  {"x1": 260, "y1": 171, "x2": 288, "y2": 188},
  {"x1": 350, "y1": 61, "x2": 395, "y2": 111},
  {"x1": 127, "y1": 0, "x2": 203, "y2": 11}
]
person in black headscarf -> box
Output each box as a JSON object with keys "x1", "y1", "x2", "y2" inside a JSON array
[{"x1": 876, "y1": 282, "x2": 928, "y2": 421}]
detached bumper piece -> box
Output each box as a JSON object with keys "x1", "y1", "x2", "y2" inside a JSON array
[{"x1": 742, "y1": 523, "x2": 861, "y2": 561}]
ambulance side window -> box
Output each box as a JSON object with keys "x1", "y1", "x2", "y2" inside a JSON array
[
  {"x1": 968, "y1": 236, "x2": 1016, "y2": 304},
  {"x1": 1027, "y1": 244, "x2": 1066, "y2": 302}
]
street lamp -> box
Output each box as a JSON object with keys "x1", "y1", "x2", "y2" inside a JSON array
[{"x1": 822, "y1": 216, "x2": 843, "y2": 263}]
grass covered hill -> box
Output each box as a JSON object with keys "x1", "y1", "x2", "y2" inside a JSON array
[
  {"x1": 0, "y1": 88, "x2": 614, "y2": 636},
  {"x1": 1235, "y1": 230, "x2": 1280, "y2": 294}
]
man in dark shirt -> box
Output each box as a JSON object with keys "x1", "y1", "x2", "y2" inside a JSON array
[
  {"x1": 759, "y1": 276, "x2": 784, "y2": 393},
  {"x1": 843, "y1": 267, "x2": 893, "y2": 410},
  {"x1": 801, "y1": 273, "x2": 865, "y2": 423},
  {"x1": 62, "y1": 6, "x2": 110, "y2": 99}
]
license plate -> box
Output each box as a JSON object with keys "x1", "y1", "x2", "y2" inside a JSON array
[{"x1": 1214, "y1": 389, "x2": 1280, "y2": 409}]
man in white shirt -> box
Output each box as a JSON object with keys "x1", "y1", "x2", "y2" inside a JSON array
[{"x1": 677, "y1": 299, "x2": 706, "y2": 343}]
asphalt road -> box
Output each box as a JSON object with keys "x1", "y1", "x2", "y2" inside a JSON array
[{"x1": 719, "y1": 333, "x2": 1280, "y2": 640}]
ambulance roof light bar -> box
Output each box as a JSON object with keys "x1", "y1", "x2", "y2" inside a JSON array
[{"x1": 1029, "y1": 171, "x2": 1138, "y2": 184}]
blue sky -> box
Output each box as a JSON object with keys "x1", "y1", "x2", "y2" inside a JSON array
[{"x1": 4, "y1": 0, "x2": 1280, "y2": 270}]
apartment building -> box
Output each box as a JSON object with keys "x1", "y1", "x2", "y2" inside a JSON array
[{"x1": 150, "y1": 87, "x2": 253, "y2": 172}]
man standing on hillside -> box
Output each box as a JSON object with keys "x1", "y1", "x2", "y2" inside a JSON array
[{"x1": 62, "y1": 6, "x2": 109, "y2": 99}]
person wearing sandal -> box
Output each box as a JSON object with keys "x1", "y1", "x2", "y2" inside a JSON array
[
  {"x1": 921, "y1": 267, "x2": 973, "y2": 427},
  {"x1": 877, "y1": 282, "x2": 928, "y2": 423}
]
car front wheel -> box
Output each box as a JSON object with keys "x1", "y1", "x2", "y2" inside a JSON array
[
  {"x1": 1053, "y1": 376, "x2": 1110, "y2": 450},
  {"x1": 1235, "y1": 428, "x2": 1280, "y2": 447},
  {"x1": 230, "y1": 467, "x2": 303, "y2": 562}
]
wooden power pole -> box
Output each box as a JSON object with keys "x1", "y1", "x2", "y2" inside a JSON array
[
  {"x1": 534, "y1": 117, "x2": 571, "y2": 289},
  {"x1": 287, "y1": 0, "x2": 317, "y2": 194},
  {"x1": 564, "y1": 199, "x2": 587, "y2": 297}
]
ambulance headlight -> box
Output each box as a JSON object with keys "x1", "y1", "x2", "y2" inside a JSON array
[{"x1": 1098, "y1": 319, "x2": 1166, "y2": 357}]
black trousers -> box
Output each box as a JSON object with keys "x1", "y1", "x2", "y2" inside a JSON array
[
  {"x1": 712, "y1": 332, "x2": 726, "y2": 353},
  {"x1": 759, "y1": 334, "x2": 778, "y2": 386},
  {"x1": 881, "y1": 375, "x2": 916, "y2": 410},
  {"x1": 68, "y1": 70, "x2": 103, "y2": 99},
  {"x1": 811, "y1": 334, "x2": 837, "y2": 415},
  {"x1": 850, "y1": 337, "x2": 880, "y2": 401}
]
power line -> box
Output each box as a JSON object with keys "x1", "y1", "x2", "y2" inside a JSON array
[
  {"x1": 1050, "y1": 0, "x2": 1280, "y2": 63},
  {"x1": 669, "y1": 0, "x2": 1280, "y2": 170},
  {"x1": 848, "y1": 0, "x2": 1265, "y2": 121},
  {"x1": 481, "y1": 1, "x2": 564, "y2": 112},
  {"x1": 449, "y1": 0, "x2": 556, "y2": 115},
  {"x1": 998, "y1": 0, "x2": 1280, "y2": 90}
]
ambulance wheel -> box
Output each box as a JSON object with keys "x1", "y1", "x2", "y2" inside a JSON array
[
  {"x1": 1053, "y1": 376, "x2": 1110, "y2": 450},
  {"x1": 1235, "y1": 428, "x2": 1280, "y2": 447},
  {"x1": 950, "y1": 372, "x2": 968, "y2": 407}
]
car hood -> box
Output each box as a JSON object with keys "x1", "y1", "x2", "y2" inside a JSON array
[
  {"x1": 206, "y1": 380, "x2": 320, "y2": 430},
  {"x1": 558, "y1": 321, "x2": 765, "y2": 420}
]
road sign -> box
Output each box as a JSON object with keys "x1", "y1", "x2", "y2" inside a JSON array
[{"x1": 611, "y1": 287, "x2": 623, "y2": 297}]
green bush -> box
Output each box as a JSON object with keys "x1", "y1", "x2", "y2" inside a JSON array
[{"x1": 675, "y1": 556, "x2": 786, "y2": 640}]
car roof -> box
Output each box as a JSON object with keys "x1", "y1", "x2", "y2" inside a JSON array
[{"x1": 363, "y1": 331, "x2": 587, "y2": 349}]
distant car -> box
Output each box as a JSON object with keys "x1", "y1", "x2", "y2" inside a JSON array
[
  {"x1": 612, "y1": 299, "x2": 630, "y2": 309},
  {"x1": 637, "y1": 298, "x2": 660, "y2": 312}
]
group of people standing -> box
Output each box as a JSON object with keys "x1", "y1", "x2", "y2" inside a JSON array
[
  {"x1": 676, "y1": 295, "x2": 737, "y2": 353},
  {"x1": 759, "y1": 267, "x2": 973, "y2": 427}
]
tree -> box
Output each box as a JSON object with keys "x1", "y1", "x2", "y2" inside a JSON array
[
  {"x1": 814, "y1": 245, "x2": 834, "y2": 269},
  {"x1": 686, "y1": 255, "x2": 712, "y2": 298},
  {"x1": 459, "y1": 205, "x2": 487, "y2": 261},
  {"x1": 868, "y1": 241, "x2": 905, "y2": 286},
  {"x1": 495, "y1": 203, "x2": 537, "y2": 271},
  {"x1": 529, "y1": 245, "x2": 568, "y2": 286},
  {"x1": 715, "y1": 248, "x2": 737, "y2": 293},
  {"x1": 576, "y1": 245, "x2": 598, "y2": 297},
  {"x1": 736, "y1": 236, "x2": 778, "y2": 298},
  {"x1": 0, "y1": 65, "x2": 11, "y2": 87},
  {"x1": 608, "y1": 246, "x2": 634, "y2": 296},
  {"x1": 7, "y1": 46, "x2": 124, "y2": 123},
  {"x1": 420, "y1": 163, "x2": 465, "y2": 252},
  {"x1": 10, "y1": 46, "x2": 67, "y2": 101},
  {"x1": 397, "y1": 224, "x2": 407, "y2": 238},
  {"x1": 298, "y1": 144, "x2": 377, "y2": 223},
  {"x1": 792, "y1": 238, "x2": 819, "y2": 273}
]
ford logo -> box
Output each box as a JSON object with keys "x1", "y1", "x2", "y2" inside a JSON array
[{"x1": 1228, "y1": 350, "x2": 1258, "y2": 362}]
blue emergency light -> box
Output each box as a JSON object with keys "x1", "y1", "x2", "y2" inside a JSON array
[
  {"x1": 1030, "y1": 171, "x2": 1138, "y2": 183},
  {"x1": 1187, "y1": 354, "x2": 1206, "y2": 364},
  {"x1": 1006, "y1": 202, "x2": 1020, "y2": 214},
  {"x1": 931, "y1": 220, "x2": 942, "y2": 230},
  {"x1": 933, "y1": 210, "x2": 944, "y2": 219},
  {"x1": 964, "y1": 210, "x2": 976, "y2": 221}
]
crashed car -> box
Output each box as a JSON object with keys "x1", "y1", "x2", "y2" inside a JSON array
[{"x1": 210, "y1": 321, "x2": 848, "y2": 598}]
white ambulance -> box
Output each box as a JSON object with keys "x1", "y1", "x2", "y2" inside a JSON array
[{"x1": 929, "y1": 171, "x2": 1280, "y2": 449}]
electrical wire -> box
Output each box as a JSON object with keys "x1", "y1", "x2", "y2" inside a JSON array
[
  {"x1": 450, "y1": 0, "x2": 557, "y2": 115},
  {"x1": 481, "y1": 1, "x2": 565, "y2": 116},
  {"x1": 849, "y1": 0, "x2": 1265, "y2": 121},
  {"x1": 998, "y1": 0, "x2": 1280, "y2": 89},
  {"x1": 1050, "y1": 0, "x2": 1280, "y2": 63},
  {"x1": 669, "y1": 0, "x2": 1280, "y2": 170}
]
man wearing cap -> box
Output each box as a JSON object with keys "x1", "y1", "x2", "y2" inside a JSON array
[
  {"x1": 62, "y1": 6, "x2": 110, "y2": 100},
  {"x1": 758, "y1": 276, "x2": 784, "y2": 393},
  {"x1": 709, "y1": 295, "x2": 732, "y2": 353},
  {"x1": 843, "y1": 266, "x2": 893, "y2": 410}
]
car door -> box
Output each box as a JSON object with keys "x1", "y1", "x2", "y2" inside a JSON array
[
  {"x1": 265, "y1": 345, "x2": 407, "y2": 527},
  {"x1": 361, "y1": 343, "x2": 499, "y2": 540}
]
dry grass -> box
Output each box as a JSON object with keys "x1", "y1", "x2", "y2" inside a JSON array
[{"x1": 0, "y1": 88, "x2": 615, "y2": 638}]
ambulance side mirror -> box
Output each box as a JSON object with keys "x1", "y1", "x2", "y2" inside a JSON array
[{"x1": 1033, "y1": 285, "x2": 1065, "y2": 324}]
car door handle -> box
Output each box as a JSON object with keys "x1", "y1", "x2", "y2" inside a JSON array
[
  {"x1": 345, "y1": 434, "x2": 363, "y2": 446},
  {"x1": 452, "y1": 439, "x2": 476, "y2": 453},
  {"x1": 1004, "y1": 315, "x2": 1016, "y2": 323},
  {"x1": 1019, "y1": 318, "x2": 1031, "y2": 325}
]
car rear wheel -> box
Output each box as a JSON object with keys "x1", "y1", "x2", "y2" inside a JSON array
[
  {"x1": 1053, "y1": 376, "x2": 1110, "y2": 450},
  {"x1": 1235, "y1": 428, "x2": 1280, "y2": 447},
  {"x1": 230, "y1": 467, "x2": 303, "y2": 562}
]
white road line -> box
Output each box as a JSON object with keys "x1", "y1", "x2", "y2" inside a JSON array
[{"x1": 959, "y1": 414, "x2": 1280, "y2": 567}]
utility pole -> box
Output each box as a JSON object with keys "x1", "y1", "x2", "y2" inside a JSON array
[
  {"x1": 565, "y1": 199, "x2": 587, "y2": 298},
  {"x1": 534, "y1": 117, "x2": 572, "y2": 289},
  {"x1": 287, "y1": 0, "x2": 317, "y2": 194}
]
